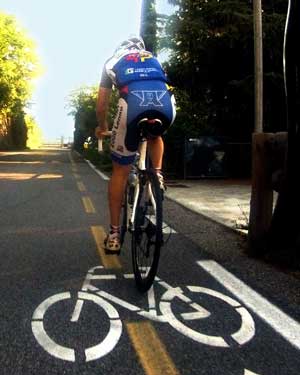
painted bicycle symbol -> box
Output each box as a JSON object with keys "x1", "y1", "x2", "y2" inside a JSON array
[{"x1": 31, "y1": 266, "x2": 255, "y2": 362}]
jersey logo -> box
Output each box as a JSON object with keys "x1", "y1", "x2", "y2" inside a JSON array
[
  {"x1": 125, "y1": 52, "x2": 153, "y2": 63},
  {"x1": 131, "y1": 90, "x2": 167, "y2": 107}
]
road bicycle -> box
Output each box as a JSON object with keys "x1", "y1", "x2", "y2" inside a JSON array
[
  {"x1": 31, "y1": 265, "x2": 256, "y2": 363},
  {"x1": 99, "y1": 119, "x2": 165, "y2": 293},
  {"x1": 121, "y1": 118, "x2": 165, "y2": 293}
]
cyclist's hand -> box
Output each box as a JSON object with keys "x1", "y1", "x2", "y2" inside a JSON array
[{"x1": 95, "y1": 126, "x2": 108, "y2": 139}]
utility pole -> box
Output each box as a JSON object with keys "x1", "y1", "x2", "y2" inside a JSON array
[
  {"x1": 248, "y1": 0, "x2": 274, "y2": 254},
  {"x1": 253, "y1": 0, "x2": 263, "y2": 133}
]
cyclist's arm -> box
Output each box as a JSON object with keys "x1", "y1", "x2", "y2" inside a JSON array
[
  {"x1": 95, "y1": 66, "x2": 113, "y2": 137},
  {"x1": 96, "y1": 86, "x2": 111, "y2": 135}
]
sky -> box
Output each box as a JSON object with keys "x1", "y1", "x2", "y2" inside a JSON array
[{"x1": 0, "y1": 0, "x2": 175, "y2": 142}]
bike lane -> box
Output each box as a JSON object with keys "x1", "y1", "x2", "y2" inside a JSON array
[{"x1": 0, "y1": 149, "x2": 299, "y2": 375}]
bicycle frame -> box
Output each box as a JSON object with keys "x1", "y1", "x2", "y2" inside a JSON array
[{"x1": 127, "y1": 138, "x2": 157, "y2": 232}]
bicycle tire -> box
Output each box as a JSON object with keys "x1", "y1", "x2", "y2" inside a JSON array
[{"x1": 131, "y1": 170, "x2": 163, "y2": 292}]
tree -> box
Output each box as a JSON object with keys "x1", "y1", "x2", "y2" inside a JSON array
[
  {"x1": 163, "y1": 0, "x2": 286, "y2": 141},
  {"x1": 0, "y1": 12, "x2": 41, "y2": 149},
  {"x1": 67, "y1": 85, "x2": 118, "y2": 151},
  {"x1": 26, "y1": 115, "x2": 43, "y2": 149},
  {"x1": 140, "y1": 0, "x2": 158, "y2": 54}
]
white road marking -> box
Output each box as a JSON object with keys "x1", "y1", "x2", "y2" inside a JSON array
[
  {"x1": 97, "y1": 288, "x2": 168, "y2": 323},
  {"x1": 146, "y1": 215, "x2": 177, "y2": 234},
  {"x1": 231, "y1": 307, "x2": 255, "y2": 345},
  {"x1": 198, "y1": 260, "x2": 300, "y2": 350},
  {"x1": 32, "y1": 321, "x2": 75, "y2": 362},
  {"x1": 32, "y1": 292, "x2": 71, "y2": 320},
  {"x1": 77, "y1": 292, "x2": 122, "y2": 362},
  {"x1": 123, "y1": 273, "x2": 135, "y2": 279},
  {"x1": 160, "y1": 285, "x2": 255, "y2": 347},
  {"x1": 97, "y1": 290, "x2": 141, "y2": 312},
  {"x1": 244, "y1": 369, "x2": 261, "y2": 375},
  {"x1": 32, "y1": 292, "x2": 75, "y2": 362},
  {"x1": 86, "y1": 274, "x2": 117, "y2": 281},
  {"x1": 85, "y1": 159, "x2": 109, "y2": 180},
  {"x1": 147, "y1": 286, "x2": 156, "y2": 310},
  {"x1": 160, "y1": 300, "x2": 229, "y2": 347},
  {"x1": 71, "y1": 299, "x2": 84, "y2": 322},
  {"x1": 32, "y1": 292, "x2": 122, "y2": 362}
]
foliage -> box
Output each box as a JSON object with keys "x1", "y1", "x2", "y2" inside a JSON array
[
  {"x1": 140, "y1": 0, "x2": 158, "y2": 54},
  {"x1": 0, "y1": 12, "x2": 41, "y2": 149},
  {"x1": 26, "y1": 115, "x2": 43, "y2": 149},
  {"x1": 10, "y1": 109, "x2": 27, "y2": 149},
  {"x1": 67, "y1": 85, "x2": 118, "y2": 151},
  {"x1": 82, "y1": 139, "x2": 112, "y2": 174},
  {"x1": 68, "y1": 85, "x2": 98, "y2": 136},
  {"x1": 163, "y1": 0, "x2": 287, "y2": 141}
]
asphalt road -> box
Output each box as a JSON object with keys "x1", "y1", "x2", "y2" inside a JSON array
[{"x1": 0, "y1": 148, "x2": 299, "y2": 375}]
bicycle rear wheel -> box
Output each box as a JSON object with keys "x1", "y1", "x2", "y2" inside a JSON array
[{"x1": 131, "y1": 170, "x2": 163, "y2": 292}]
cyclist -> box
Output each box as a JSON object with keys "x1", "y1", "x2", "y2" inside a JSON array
[{"x1": 95, "y1": 35, "x2": 176, "y2": 254}]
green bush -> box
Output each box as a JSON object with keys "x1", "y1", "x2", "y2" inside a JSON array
[{"x1": 82, "y1": 140, "x2": 112, "y2": 174}]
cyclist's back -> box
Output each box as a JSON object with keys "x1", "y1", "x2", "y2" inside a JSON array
[{"x1": 95, "y1": 35, "x2": 176, "y2": 253}]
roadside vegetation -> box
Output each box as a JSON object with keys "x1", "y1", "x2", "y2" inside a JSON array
[
  {"x1": 0, "y1": 12, "x2": 43, "y2": 150},
  {"x1": 68, "y1": 0, "x2": 286, "y2": 177}
]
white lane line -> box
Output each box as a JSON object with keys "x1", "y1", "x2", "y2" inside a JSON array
[
  {"x1": 197, "y1": 260, "x2": 300, "y2": 350},
  {"x1": 162, "y1": 224, "x2": 177, "y2": 234},
  {"x1": 85, "y1": 159, "x2": 109, "y2": 181},
  {"x1": 146, "y1": 215, "x2": 177, "y2": 234},
  {"x1": 244, "y1": 370, "x2": 261, "y2": 375}
]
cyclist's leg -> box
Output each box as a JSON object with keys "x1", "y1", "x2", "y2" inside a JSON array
[
  {"x1": 147, "y1": 136, "x2": 164, "y2": 170},
  {"x1": 105, "y1": 98, "x2": 138, "y2": 253},
  {"x1": 108, "y1": 162, "x2": 132, "y2": 228},
  {"x1": 147, "y1": 136, "x2": 166, "y2": 190}
]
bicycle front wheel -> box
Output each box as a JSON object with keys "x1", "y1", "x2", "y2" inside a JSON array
[{"x1": 132, "y1": 170, "x2": 163, "y2": 292}]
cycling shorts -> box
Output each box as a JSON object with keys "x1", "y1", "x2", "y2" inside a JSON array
[{"x1": 110, "y1": 80, "x2": 176, "y2": 165}]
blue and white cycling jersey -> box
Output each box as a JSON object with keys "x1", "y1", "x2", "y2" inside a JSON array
[
  {"x1": 100, "y1": 49, "x2": 168, "y2": 89},
  {"x1": 100, "y1": 49, "x2": 176, "y2": 165}
]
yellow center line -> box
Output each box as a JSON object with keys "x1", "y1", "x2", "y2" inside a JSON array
[
  {"x1": 77, "y1": 181, "x2": 86, "y2": 192},
  {"x1": 91, "y1": 226, "x2": 122, "y2": 269},
  {"x1": 126, "y1": 321, "x2": 180, "y2": 375},
  {"x1": 82, "y1": 196, "x2": 96, "y2": 213}
]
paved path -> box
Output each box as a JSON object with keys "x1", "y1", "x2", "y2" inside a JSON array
[
  {"x1": 165, "y1": 179, "x2": 252, "y2": 232},
  {"x1": 0, "y1": 148, "x2": 298, "y2": 375}
]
